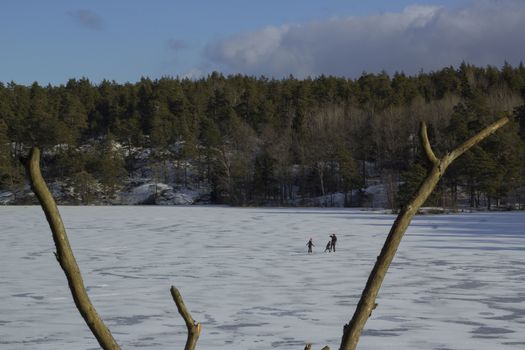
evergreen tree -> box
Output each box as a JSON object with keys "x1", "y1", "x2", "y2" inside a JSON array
[
  {"x1": 90, "y1": 134, "x2": 126, "y2": 199},
  {"x1": 69, "y1": 170, "x2": 98, "y2": 204},
  {"x1": 0, "y1": 119, "x2": 12, "y2": 187}
]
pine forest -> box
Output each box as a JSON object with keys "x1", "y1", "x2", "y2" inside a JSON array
[{"x1": 1, "y1": 63, "x2": 525, "y2": 209}]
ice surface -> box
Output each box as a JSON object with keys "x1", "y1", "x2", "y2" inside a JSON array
[{"x1": 1, "y1": 206, "x2": 524, "y2": 349}]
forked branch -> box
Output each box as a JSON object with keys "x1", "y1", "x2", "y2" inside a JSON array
[{"x1": 339, "y1": 116, "x2": 510, "y2": 350}]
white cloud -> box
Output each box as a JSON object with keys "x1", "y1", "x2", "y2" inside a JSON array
[{"x1": 204, "y1": 0, "x2": 525, "y2": 78}]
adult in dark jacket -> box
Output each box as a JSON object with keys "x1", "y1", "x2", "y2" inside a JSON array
[{"x1": 330, "y1": 234, "x2": 337, "y2": 252}]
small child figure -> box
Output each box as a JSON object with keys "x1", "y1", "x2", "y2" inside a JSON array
[
  {"x1": 306, "y1": 238, "x2": 315, "y2": 253},
  {"x1": 324, "y1": 240, "x2": 332, "y2": 253}
]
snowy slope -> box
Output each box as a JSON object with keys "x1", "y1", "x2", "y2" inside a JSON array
[{"x1": 1, "y1": 207, "x2": 524, "y2": 349}]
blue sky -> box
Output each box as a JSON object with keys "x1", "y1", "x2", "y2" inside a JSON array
[{"x1": 1, "y1": 0, "x2": 523, "y2": 85}]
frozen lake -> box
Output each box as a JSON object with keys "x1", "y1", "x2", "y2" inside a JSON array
[{"x1": 1, "y1": 206, "x2": 524, "y2": 350}]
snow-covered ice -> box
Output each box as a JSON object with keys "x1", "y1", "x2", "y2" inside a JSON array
[{"x1": 1, "y1": 206, "x2": 524, "y2": 349}]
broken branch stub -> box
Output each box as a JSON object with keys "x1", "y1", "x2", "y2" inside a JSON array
[{"x1": 170, "y1": 286, "x2": 201, "y2": 350}]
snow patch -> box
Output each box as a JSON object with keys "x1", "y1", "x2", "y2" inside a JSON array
[
  {"x1": 119, "y1": 182, "x2": 202, "y2": 205},
  {"x1": 0, "y1": 190, "x2": 14, "y2": 205}
]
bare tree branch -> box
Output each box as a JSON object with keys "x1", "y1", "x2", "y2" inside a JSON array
[
  {"x1": 445, "y1": 116, "x2": 510, "y2": 164},
  {"x1": 21, "y1": 147, "x2": 121, "y2": 350},
  {"x1": 419, "y1": 121, "x2": 438, "y2": 165},
  {"x1": 339, "y1": 116, "x2": 510, "y2": 350},
  {"x1": 171, "y1": 286, "x2": 201, "y2": 350}
]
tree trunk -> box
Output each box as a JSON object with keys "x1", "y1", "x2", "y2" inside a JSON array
[
  {"x1": 469, "y1": 182, "x2": 475, "y2": 208},
  {"x1": 318, "y1": 164, "x2": 326, "y2": 199}
]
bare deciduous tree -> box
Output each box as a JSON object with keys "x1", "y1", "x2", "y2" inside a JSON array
[{"x1": 303, "y1": 106, "x2": 347, "y2": 200}]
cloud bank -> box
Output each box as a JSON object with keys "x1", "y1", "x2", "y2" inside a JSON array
[
  {"x1": 204, "y1": 0, "x2": 525, "y2": 78},
  {"x1": 68, "y1": 9, "x2": 105, "y2": 31}
]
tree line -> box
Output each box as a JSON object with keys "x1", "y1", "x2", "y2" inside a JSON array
[{"x1": 1, "y1": 62, "x2": 525, "y2": 208}]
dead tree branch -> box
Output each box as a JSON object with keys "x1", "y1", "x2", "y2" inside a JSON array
[
  {"x1": 170, "y1": 286, "x2": 201, "y2": 350},
  {"x1": 21, "y1": 147, "x2": 121, "y2": 350},
  {"x1": 419, "y1": 122, "x2": 438, "y2": 165},
  {"x1": 23, "y1": 148, "x2": 202, "y2": 350},
  {"x1": 339, "y1": 116, "x2": 510, "y2": 350}
]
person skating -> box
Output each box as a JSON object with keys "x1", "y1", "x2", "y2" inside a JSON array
[
  {"x1": 330, "y1": 234, "x2": 337, "y2": 252},
  {"x1": 324, "y1": 240, "x2": 332, "y2": 253},
  {"x1": 306, "y1": 238, "x2": 315, "y2": 253}
]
